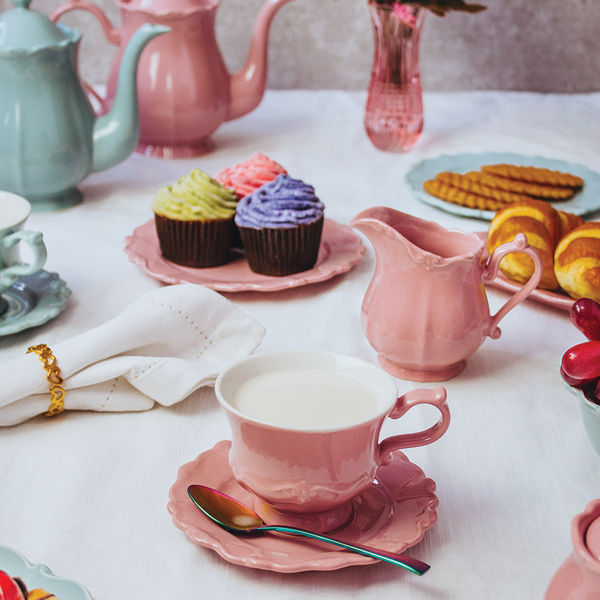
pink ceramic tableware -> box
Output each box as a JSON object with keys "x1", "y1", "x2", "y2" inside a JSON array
[
  {"x1": 124, "y1": 218, "x2": 365, "y2": 292},
  {"x1": 488, "y1": 272, "x2": 573, "y2": 312},
  {"x1": 473, "y1": 232, "x2": 573, "y2": 312},
  {"x1": 51, "y1": 0, "x2": 296, "y2": 159},
  {"x1": 214, "y1": 349, "x2": 450, "y2": 533},
  {"x1": 544, "y1": 499, "x2": 600, "y2": 600},
  {"x1": 350, "y1": 207, "x2": 543, "y2": 382},
  {"x1": 167, "y1": 440, "x2": 439, "y2": 573}
]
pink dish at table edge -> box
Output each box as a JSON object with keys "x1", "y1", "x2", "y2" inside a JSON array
[
  {"x1": 544, "y1": 498, "x2": 600, "y2": 600},
  {"x1": 125, "y1": 219, "x2": 365, "y2": 292},
  {"x1": 167, "y1": 440, "x2": 438, "y2": 573}
]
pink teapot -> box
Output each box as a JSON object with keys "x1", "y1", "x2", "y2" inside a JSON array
[
  {"x1": 51, "y1": 0, "x2": 296, "y2": 158},
  {"x1": 544, "y1": 499, "x2": 600, "y2": 600},
  {"x1": 350, "y1": 207, "x2": 543, "y2": 382}
]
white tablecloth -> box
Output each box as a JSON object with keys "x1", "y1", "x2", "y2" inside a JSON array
[{"x1": 1, "y1": 90, "x2": 599, "y2": 600}]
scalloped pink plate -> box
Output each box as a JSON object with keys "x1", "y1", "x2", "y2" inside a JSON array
[
  {"x1": 167, "y1": 440, "x2": 438, "y2": 573},
  {"x1": 125, "y1": 219, "x2": 365, "y2": 292}
]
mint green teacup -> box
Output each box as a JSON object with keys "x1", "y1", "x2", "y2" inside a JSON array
[{"x1": 0, "y1": 191, "x2": 47, "y2": 298}]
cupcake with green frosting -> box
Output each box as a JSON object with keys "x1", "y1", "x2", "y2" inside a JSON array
[{"x1": 152, "y1": 168, "x2": 238, "y2": 268}]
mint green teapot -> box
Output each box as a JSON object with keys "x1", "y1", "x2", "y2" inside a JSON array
[{"x1": 0, "y1": 0, "x2": 169, "y2": 211}]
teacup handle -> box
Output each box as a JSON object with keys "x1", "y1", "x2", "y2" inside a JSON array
[
  {"x1": 0, "y1": 231, "x2": 47, "y2": 289},
  {"x1": 481, "y1": 233, "x2": 543, "y2": 339},
  {"x1": 51, "y1": 1, "x2": 122, "y2": 112},
  {"x1": 378, "y1": 386, "x2": 450, "y2": 465}
]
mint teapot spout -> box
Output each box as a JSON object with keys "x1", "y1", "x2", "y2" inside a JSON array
[
  {"x1": 0, "y1": 0, "x2": 169, "y2": 211},
  {"x1": 52, "y1": 0, "x2": 296, "y2": 159}
]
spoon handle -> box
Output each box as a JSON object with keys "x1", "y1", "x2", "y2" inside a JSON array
[{"x1": 259, "y1": 525, "x2": 430, "y2": 575}]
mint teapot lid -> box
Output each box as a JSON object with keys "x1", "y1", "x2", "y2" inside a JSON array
[{"x1": 0, "y1": 0, "x2": 75, "y2": 53}]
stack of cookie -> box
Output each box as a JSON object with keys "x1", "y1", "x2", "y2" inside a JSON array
[{"x1": 423, "y1": 164, "x2": 584, "y2": 211}]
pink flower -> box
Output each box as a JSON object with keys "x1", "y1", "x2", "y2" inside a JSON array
[{"x1": 392, "y1": 3, "x2": 417, "y2": 26}]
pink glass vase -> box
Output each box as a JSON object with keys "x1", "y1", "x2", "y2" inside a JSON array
[{"x1": 364, "y1": 2, "x2": 425, "y2": 153}]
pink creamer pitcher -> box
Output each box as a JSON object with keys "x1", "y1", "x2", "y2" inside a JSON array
[
  {"x1": 51, "y1": 0, "x2": 296, "y2": 159},
  {"x1": 350, "y1": 207, "x2": 543, "y2": 382}
]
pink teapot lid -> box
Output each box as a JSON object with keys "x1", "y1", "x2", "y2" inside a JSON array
[{"x1": 118, "y1": 0, "x2": 218, "y2": 13}]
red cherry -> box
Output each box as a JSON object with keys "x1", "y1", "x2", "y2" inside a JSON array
[
  {"x1": 561, "y1": 340, "x2": 600, "y2": 383},
  {"x1": 0, "y1": 571, "x2": 27, "y2": 600},
  {"x1": 571, "y1": 298, "x2": 600, "y2": 341},
  {"x1": 560, "y1": 365, "x2": 587, "y2": 387}
]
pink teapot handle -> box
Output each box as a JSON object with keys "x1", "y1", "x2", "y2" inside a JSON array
[
  {"x1": 481, "y1": 233, "x2": 543, "y2": 339},
  {"x1": 51, "y1": 0, "x2": 122, "y2": 111},
  {"x1": 378, "y1": 386, "x2": 450, "y2": 465}
]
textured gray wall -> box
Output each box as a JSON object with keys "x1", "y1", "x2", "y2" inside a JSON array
[{"x1": 3, "y1": 0, "x2": 599, "y2": 92}]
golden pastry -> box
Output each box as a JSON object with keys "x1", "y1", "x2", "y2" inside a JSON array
[
  {"x1": 558, "y1": 210, "x2": 585, "y2": 239},
  {"x1": 488, "y1": 199, "x2": 563, "y2": 290},
  {"x1": 480, "y1": 164, "x2": 584, "y2": 188},
  {"x1": 555, "y1": 223, "x2": 600, "y2": 302},
  {"x1": 27, "y1": 590, "x2": 58, "y2": 600},
  {"x1": 464, "y1": 171, "x2": 575, "y2": 200},
  {"x1": 434, "y1": 172, "x2": 531, "y2": 203},
  {"x1": 422, "y1": 179, "x2": 506, "y2": 211}
]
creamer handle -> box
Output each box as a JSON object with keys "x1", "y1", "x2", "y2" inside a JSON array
[{"x1": 483, "y1": 233, "x2": 543, "y2": 339}]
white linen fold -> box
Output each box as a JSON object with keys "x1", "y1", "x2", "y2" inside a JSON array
[{"x1": 0, "y1": 284, "x2": 265, "y2": 425}]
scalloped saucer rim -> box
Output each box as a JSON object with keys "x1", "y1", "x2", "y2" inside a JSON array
[
  {"x1": 406, "y1": 152, "x2": 600, "y2": 220},
  {"x1": 0, "y1": 270, "x2": 71, "y2": 336},
  {"x1": 167, "y1": 440, "x2": 438, "y2": 573},
  {"x1": 125, "y1": 218, "x2": 365, "y2": 292},
  {"x1": 0, "y1": 543, "x2": 95, "y2": 599}
]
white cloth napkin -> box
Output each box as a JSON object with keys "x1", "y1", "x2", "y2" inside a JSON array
[{"x1": 0, "y1": 284, "x2": 265, "y2": 426}]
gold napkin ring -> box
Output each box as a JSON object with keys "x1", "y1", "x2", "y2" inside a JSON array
[{"x1": 27, "y1": 344, "x2": 66, "y2": 417}]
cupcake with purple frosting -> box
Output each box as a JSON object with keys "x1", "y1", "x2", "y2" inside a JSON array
[{"x1": 236, "y1": 174, "x2": 325, "y2": 276}]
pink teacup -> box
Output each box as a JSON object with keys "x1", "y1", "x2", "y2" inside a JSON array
[{"x1": 215, "y1": 349, "x2": 450, "y2": 532}]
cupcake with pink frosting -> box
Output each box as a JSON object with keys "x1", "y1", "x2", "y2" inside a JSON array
[
  {"x1": 216, "y1": 153, "x2": 287, "y2": 248},
  {"x1": 215, "y1": 153, "x2": 287, "y2": 199}
]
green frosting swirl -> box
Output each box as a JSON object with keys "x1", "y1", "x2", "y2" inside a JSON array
[{"x1": 152, "y1": 169, "x2": 238, "y2": 221}]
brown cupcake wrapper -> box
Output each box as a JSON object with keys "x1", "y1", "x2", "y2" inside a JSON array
[
  {"x1": 154, "y1": 214, "x2": 233, "y2": 268},
  {"x1": 238, "y1": 217, "x2": 324, "y2": 277}
]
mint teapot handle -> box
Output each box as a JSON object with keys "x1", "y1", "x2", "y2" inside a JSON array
[
  {"x1": 482, "y1": 233, "x2": 543, "y2": 339},
  {"x1": 51, "y1": 0, "x2": 121, "y2": 111}
]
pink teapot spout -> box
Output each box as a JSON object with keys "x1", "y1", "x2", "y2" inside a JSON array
[
  {"x1": 228, "y1": 0, "x2": 296, "y2": 122},
  {"x1": 51, "y1": 0, "x2": 296, "y2": 159}
]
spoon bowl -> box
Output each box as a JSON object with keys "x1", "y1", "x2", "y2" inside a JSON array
[{"x1": 187, "y1": 484, "x2": 430, "y2": 575}]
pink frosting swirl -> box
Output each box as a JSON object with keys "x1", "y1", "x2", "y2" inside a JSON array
[{"x1": 215, "y1": 153, "x2": 287, "y2": 199}]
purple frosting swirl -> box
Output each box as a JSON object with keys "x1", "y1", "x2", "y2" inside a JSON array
[{"x1": 235, "y1": 174, "x2": 324, "y2": 229}]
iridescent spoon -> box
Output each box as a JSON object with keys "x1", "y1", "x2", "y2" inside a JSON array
[{"x1": 187, "y1": 484, "x2": 430, "y2": 575}]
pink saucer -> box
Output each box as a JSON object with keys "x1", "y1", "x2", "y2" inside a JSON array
[
  {"x1": 167, "y1": 440, "x2": 438, "y2": 573},
  {"x1": 125, "y1": 219, "x2": 365, "y2": 292},
  {"x1": 476, "y1": 232, "x2": 573, "y2": 312}
]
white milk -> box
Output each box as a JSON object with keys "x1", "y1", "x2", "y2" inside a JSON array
[{"x1": 230, "y1": 368, "x2": 381, "y2": 429}]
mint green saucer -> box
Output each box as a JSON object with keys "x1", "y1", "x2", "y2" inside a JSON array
[
  {"x1": 0, "y1": 270, "x2": 71, "y2": 336},
  {"x1": 0, "y1": 543, "x2": 94, "y2": 599},
  {"x1": 406, "y1": 152, "x2": 600, "y2": 220}
]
